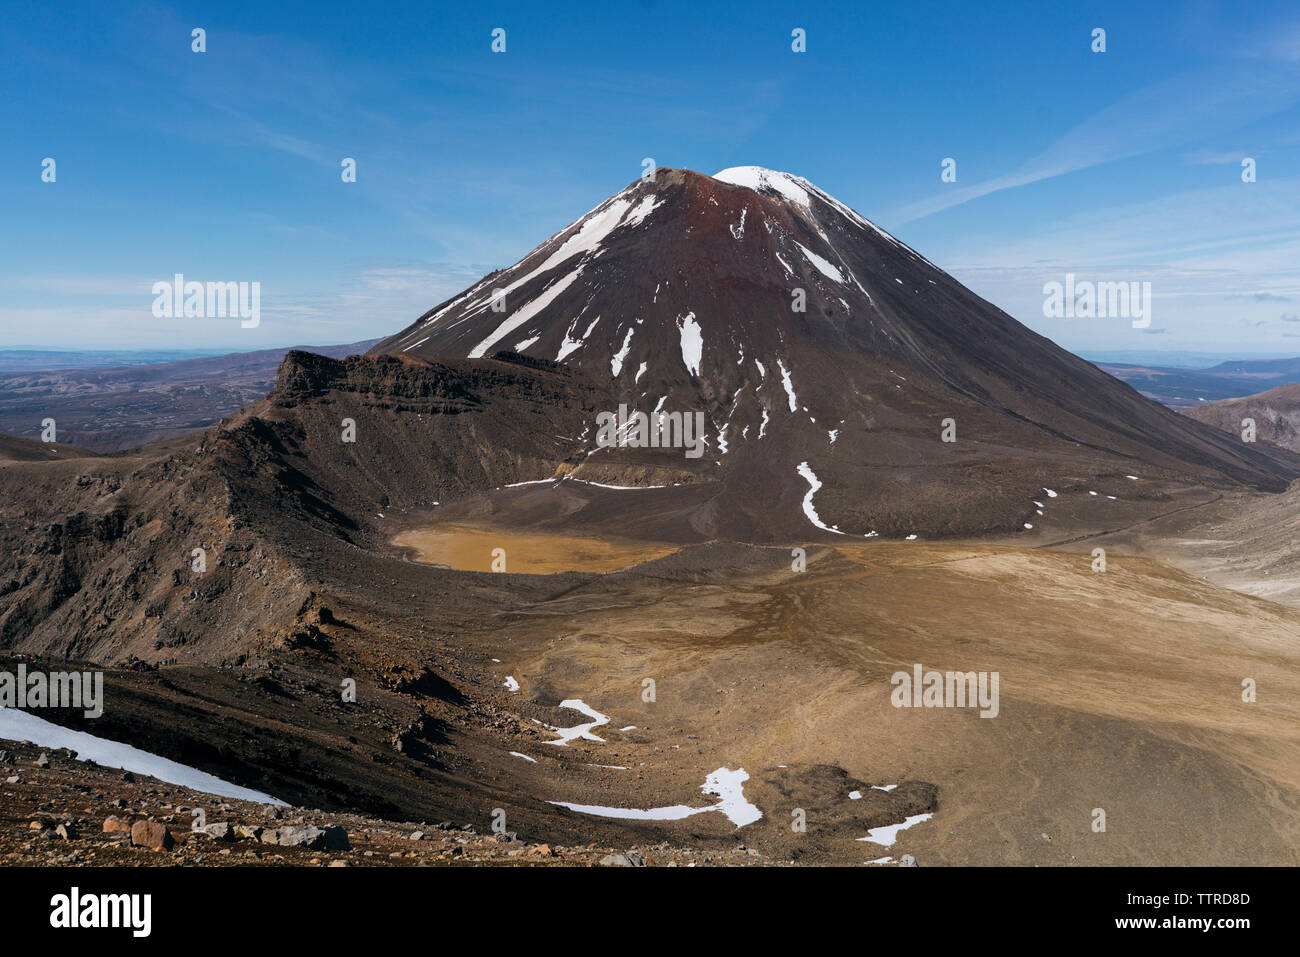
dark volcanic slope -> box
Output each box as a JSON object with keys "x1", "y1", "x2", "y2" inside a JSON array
[
  {"x1": 373, "y1": 167, "x2": 1299, "y2": 540},
  {"x1": 1184, "y1": 382, "x2": 1300, "y2": 453}
]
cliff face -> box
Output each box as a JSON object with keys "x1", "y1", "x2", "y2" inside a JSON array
[
  {"x1": 0, "y1": 351, "x2": 605, "y2": 664},
  {"x1": 1184, "y1": 382, "x2": 1300, "y2": 453}
]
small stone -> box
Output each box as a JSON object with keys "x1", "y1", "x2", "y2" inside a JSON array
[
  {"x1": 900, "y1": 854, "x2": 918, "y2": 867},
  {"x1": 55, "y1": 823, "x2": 78, "y2": 841},
  {"x1": 34, "y1": 753, "x2": 49, "y2": 768},
  {"x1": 599, "y1": 853, "x2": 632, "y2": 867},
  {"x1": 5, "y1": 776, "x2": 20, "y2": 784},
  {"x1": 409, "y1": 831, "x2": 424, "y2": 841}
]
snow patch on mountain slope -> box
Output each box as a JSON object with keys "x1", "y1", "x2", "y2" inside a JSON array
[
  {"x1": 856, "y1": 813, "x2": 933, "y2": 847},
  {"x1": 556, "y1": 314, "x2": 600, "y2": 362},
  {"x1": 401, "y1": 276, "x2": 494, "y2": 343},
  {"x1": 0, "y1": 709, "x2": 285, "y2": 805},
  {"x1": 797, "y1": 462, "x2": 844, "y2": 535},
  {"x1": 715, "y1": 166, "x2": 810, "y2": 207},
  {"x1": 794, "y1": 241, "x2": 844, "y2": 283},
  {"x1": 713, "y1": 166, "x2": 942, "y2": 277},
  {"x1": 548, "y1": 766, "x2": 761, "y2": 828},
  {"x1": 623, "y1": 193, "x2": 663, "y2": 228},
  {"x1": 552, "y1": 197, "x2": 634, "y2": 263},
  {"x1": 555, "y1": 336, "x2": 582, "y2": 362},
  {"x1": 777, "y1": 358, "x2": 798, "y2": 412},
  {"x1": 611, "y1": 326, "x2": 635, "y2": 376},
  {"x1": 678, "y1": 312, "x2": 703, "y2": 377},
  {"x1": 542, "y1": 699, "x2": 609, "y2": 747},
  {"x1": 468, "y1": 265, "x2": 585, "y2": 358},
  {"x1": 730, "y1": 206, "x2": 748, "y2": 239},
  {"x1": 455, "y1": 192, "x2": 643, "y2": 343}
]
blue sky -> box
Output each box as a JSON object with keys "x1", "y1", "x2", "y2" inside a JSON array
[{"x1": 3, "y1": 0, "x2": 1300, "y2": 355}]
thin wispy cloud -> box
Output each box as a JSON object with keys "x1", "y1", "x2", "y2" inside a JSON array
[{"x1": 889, "y1": 26, "x2": 1300, "y2": 226}]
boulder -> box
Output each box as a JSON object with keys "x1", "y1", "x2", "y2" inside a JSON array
[
  {"x1": 199, "y1": 822, "x2": 232, "y2": 841},
  {"x1": 130, "y1": 820, "x2": 174, "y2": 851},
  {"x1": 263, "y1": 825, "x2": 350, "y2": 851}
]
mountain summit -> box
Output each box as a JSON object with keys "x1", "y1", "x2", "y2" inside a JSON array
[{"x1": 372, "y1": 167, "x2": 1298, "y2": 540}]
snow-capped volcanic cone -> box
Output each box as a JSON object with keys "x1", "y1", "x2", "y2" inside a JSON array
[{"x1": 372, "y1": 167, "x2": 1299, "y2": 541}]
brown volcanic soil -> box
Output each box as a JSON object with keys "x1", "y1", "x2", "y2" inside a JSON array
[
  {"x1": 3, "y1": 351, "x2": 1299, "y2": 865},
  {"x1": 1065, "y1": 481, "x2": 1300, "y2": 608},
  {"x1": 5, "y1": 529, "x2": 1296, "y2": 866},
  {"x1": 393, "y1": 523, "x2": 678, "y2": 573}
]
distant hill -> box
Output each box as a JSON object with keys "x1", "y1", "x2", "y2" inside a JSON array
[
  {"x1": 1097, "y1": 356, "x2": 1300, "y2": 408},
  {"x1": 0, "y1": 349, "x2": 230, "y2": 375},
  {"x1": 0, "y1": 340, "x2": 380, "y2": 453},
  {"x1": 0, "y1": 433, "x2": 94, "y2": 463}
]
